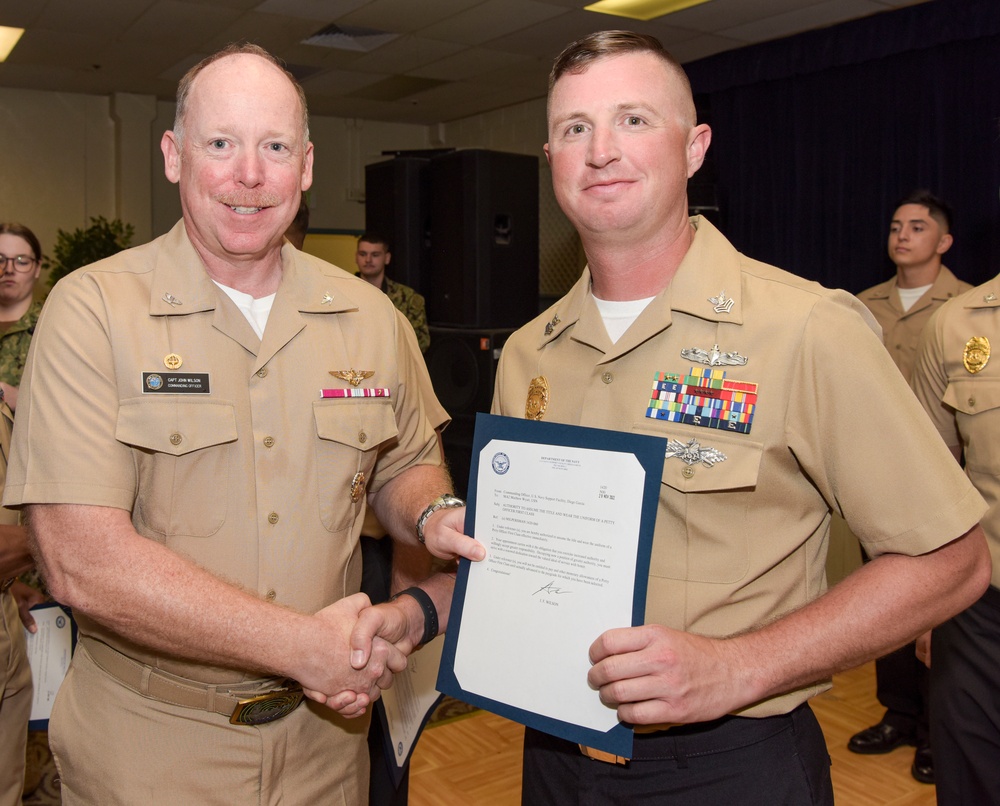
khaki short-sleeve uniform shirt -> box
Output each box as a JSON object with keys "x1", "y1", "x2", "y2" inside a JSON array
[
  {"x1": 4, "y1": 221, "x2": 443, "y2": 684},
  {"x1": 858, "y1": 266, "x2": 970, "y2": 382},
  {"x1": 493, "y1": 217, "x2": 985, "y2": 718},
  {"x1": 912, "y1": 276, "x2": 1000, "y2": 588}
]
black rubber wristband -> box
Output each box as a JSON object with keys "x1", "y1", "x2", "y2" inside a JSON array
[{"x1": 391, "y1": 586, "x2": 438, "y2": 646}]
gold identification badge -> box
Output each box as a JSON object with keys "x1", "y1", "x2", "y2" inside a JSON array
[
  {"x1": 963, "y1": 336, "x2": 990, "y2": 374},
  {"x1": 350, "y1": 472, "x2": 366, "y2": 503},
  {"x1": 525, "y1": 376, "x2": 549, "y2": 420}
]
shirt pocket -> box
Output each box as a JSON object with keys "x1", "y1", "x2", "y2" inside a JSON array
[
  {"x1": 943, "y1": 378, "x2": 1000, "y2": 474},
  {"x1": 116, "y1": 398, "x2": 238, "y2": 537},
  {"x1": 313, "y1": 399, "x2": 399, "y2": 532},
  {"x1": 633, "y1": 424, "x2": 764, "y2": 584}
]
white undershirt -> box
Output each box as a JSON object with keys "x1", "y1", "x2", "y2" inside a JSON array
[
  {"x1": 592, "y1": 293, "x2": 656, "y2": 343},
  {"x1": 897, "y1": 283, "x2": 931, "y2": 313},
  {"x1": 213, "y1": 281, "x2": 275, "y2": 338}
]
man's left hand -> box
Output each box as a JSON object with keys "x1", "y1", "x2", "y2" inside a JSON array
[{"x1": 588, "y1": 624, "x2": 748, "y2": 725}]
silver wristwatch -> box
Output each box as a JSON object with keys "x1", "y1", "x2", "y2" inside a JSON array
[{"x1": 416, "y1": 494, "x2": 465, "y2": 543}]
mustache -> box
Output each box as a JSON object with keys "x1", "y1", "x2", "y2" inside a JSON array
[{"x1": 213, "y1": 191, "x2": 281, "y2": 208}]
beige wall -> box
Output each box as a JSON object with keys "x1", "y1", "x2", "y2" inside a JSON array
[{"x1": 1, "y1": 84, "x2": 576, "y2": 296}]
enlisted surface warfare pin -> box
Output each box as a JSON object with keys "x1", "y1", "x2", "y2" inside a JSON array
[
  {"x1": 664, "y1": 437, "x2": 727, "y2": 467},
  {"x1": 164, "y1": 353, "x2": 183, "y2": 370},
  {"x1": 963, "y1": 336, "x2": 990, "y2": 374},
  {"x1": 329, "y1": 369, "x2": 375, "y2": 387},
  {"x1": 680, "y1": 344, "x2": 748, "y2": 367},
  {"x1": 525, "y1": 376, "x2": 549, "y2": 421}
]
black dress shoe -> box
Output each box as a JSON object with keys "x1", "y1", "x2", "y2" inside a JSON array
[
  {"x1": 847, "y1": 721, "x2": 916, "y2": 754},
  {"x1": 911, "y1": 743, "x2": 934, "y2": 784}
]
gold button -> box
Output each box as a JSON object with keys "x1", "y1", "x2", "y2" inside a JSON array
[
  {"x1": 969, "y1": 396, "x2": 976, "y2": 407},
  {"x1": 265, "y1": 589, "x2": 276, "y2": 601},
  {"x1": 358, "y1": 430, "x2": 367, "y2": 444},
  {"x1": 682, "y1": 466, "x2": 695, "y2": 479},
  {"x1": 263, "y1": 436, "x2": 275, "y2": 448},
  {"x1": 601, "y1": 372, "x2": 613, "y2": 384},
  {"x1": 267, "y1": 512, "x2": 279, "y2": 524},
  {"x1": 170, "y1": 433, "x2": 182, "y2": 446},
  {"x1": 257, "y1": 367, "x2": 268, "y2": 378}
]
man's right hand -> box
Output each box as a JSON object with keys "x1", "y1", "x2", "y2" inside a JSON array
[{"x1": 299, "y1": 593, "x2": 409, "y2": 717}]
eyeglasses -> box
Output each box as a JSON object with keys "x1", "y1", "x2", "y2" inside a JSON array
[{"x1": 0, "y1": 255, "x2": 37, "y2": 273}]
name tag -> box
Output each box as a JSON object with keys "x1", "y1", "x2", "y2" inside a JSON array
[{"x1": 142, "y1": 372, "x2": 211, "y2": 394}]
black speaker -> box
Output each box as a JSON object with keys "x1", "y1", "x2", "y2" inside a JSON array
[
  {"x1": 427, "y1": 150, "x2": 539, "y2": 329},
  {"x1": 364, "y1": 157, "x2": 431, "y2": 293},
  {"x1": 426, "y1": 326, "x2": 513, "y2": 499}
]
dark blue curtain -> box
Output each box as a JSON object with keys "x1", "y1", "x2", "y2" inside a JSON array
[{"x1": 685, "y1": 0, "x2": 1000, "y2": 293}]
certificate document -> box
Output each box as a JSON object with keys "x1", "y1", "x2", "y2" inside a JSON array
[
  {"x1": 376, "y1": 636, "x2": 444, "y2": 786},
  {"x1": 437, "y1": 413, "x2": 665, "y2": 757},
  {"x1": 25, "y1": 602, "x2": 77, "y2": 729}
]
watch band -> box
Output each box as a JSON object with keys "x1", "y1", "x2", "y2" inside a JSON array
[
  {"x1": 391, "y1": 586, "x2": 438, "y2": 646},
  {"x1": 415, "y1": 493, "x2": 465, "y2": 544}
]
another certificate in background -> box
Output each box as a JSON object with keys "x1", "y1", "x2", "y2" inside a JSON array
[
  {"x1": 26, "y1": 601, "x2": 77, "y2": 729},
  {"x1": 437, "y1": 413, "x2": 665, "y2": 758},
  {"x1": 376, "y1": 636, "x2": 444, "y2": 786}
]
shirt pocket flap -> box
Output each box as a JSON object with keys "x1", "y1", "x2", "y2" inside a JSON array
[
  {"x1": 313, "y1": 399, "x2": 399, "y2": 449},
  {"x1": 634, "y1": 425, "x2": 763, "y2": 493},
  {"x1": 942, "y1": 378, "x2": 1000, "y2": 416},
  {"x1": 116, "y1": 398, "x2": 238, "y2": 457}
]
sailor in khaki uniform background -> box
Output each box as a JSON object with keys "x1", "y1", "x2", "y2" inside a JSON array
[
  {"x1": 0, "y1": 396, "x2": 33, "y2": 806},
  {"x1": 484, "y1": 30, "x2": 989, "y2": 804},
  {"x1": 848, "y1": 190, "x2": 971, "y2": 782},
  {"x1": 911, "y1": 276, "x2": 1000, "y2": 805},
  {"x1": 2, "y1": 44, "x2": 479, "y2": 805}
]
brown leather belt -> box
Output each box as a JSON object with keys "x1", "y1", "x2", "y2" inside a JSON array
[
  {"x1": 579, "y1": 745, "x2": 629, "y2": 765},
  {"x1": 81, "y1": 636, "x2": 304, "y2": 726}
]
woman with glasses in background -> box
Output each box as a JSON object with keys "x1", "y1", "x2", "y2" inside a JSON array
[{"x1": 0, "y1": 224, "x2": 44, "y2": 412}]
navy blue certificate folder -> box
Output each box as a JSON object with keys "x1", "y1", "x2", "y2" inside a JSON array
[{"x1": 436, "y1": 413, "x2": 666, "y2": 758}]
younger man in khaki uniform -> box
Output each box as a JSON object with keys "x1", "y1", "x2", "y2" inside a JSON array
[
  {"x1": 911, "y1": 275, "x2": 1000, "y2": 804},
  {"x1": 849, "y1": 191, "x2": 971, "y2": 781},
  {"x1": 482, "y1": 31, "x2": 989, "y2": 804}
]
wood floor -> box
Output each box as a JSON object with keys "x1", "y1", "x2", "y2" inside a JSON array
[{"x1": 409, "y1": 661, "x2": 935, "y2": 806}]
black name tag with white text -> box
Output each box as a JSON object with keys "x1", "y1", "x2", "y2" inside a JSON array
[{"x1": 142, "y1": 372, "x2": 211, "y2": 394}]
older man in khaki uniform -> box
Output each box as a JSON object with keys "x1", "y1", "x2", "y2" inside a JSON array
[
  {"x1": 911, "y1": 276, "x2": 1000, "y2": 804},
  {"x1": 3, "y1": 44, "x2": 475, "y2": 805},
  {"x1": 849, "y1": 191, "x2": 970, "y2": 781},
  {"x1": 485, "y1": 31, "x2": 990, "y2": 805}
]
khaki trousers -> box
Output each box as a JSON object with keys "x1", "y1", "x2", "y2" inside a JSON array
[
  {"x1": 0, "y1": 592, "x2": 31, "y2": 806},
  {"x1": 51, "y1": 641, "x2": 369, "y2": 805}
]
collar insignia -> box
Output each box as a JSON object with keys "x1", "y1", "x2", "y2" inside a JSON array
[
  {"x1": 708, "y1": 291, "x2": 735, "y2": 314},
  {"x1": 330, "y1": 369, "x2": 375, "y2": 387},
  {"x1": 680, "y1": 344, "x2": 748, "y2": 367},
  {"x1": 162, "y1": 293, "x2": 183, "y2": 306},
  {"x1": 544, "y1": 313, "x2": 561, "y2": 336}
]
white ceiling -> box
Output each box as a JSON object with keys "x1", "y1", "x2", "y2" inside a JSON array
[{"x1": 0, "y1": 0, "x2": 928, "y2": 125}]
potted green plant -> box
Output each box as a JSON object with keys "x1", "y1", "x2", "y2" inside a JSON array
[{"x1": 43, "y1": 216, "x2": 134, "y2": 289}]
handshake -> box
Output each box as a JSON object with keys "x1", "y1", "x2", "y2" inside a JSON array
[{"x1": 297, "y1": 503, "x2": 484, "y2": 718}]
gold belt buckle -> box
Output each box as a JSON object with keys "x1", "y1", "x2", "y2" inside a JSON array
[
  {"x1": 1, "y1": 578, "x2": 15, "y2": 593},
  {"x1": 229, "y1": 682, "x2": 304, "y2": 726},
  {"x1": 578, "y1": 744, "x2": 629, "y2": 765}
]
